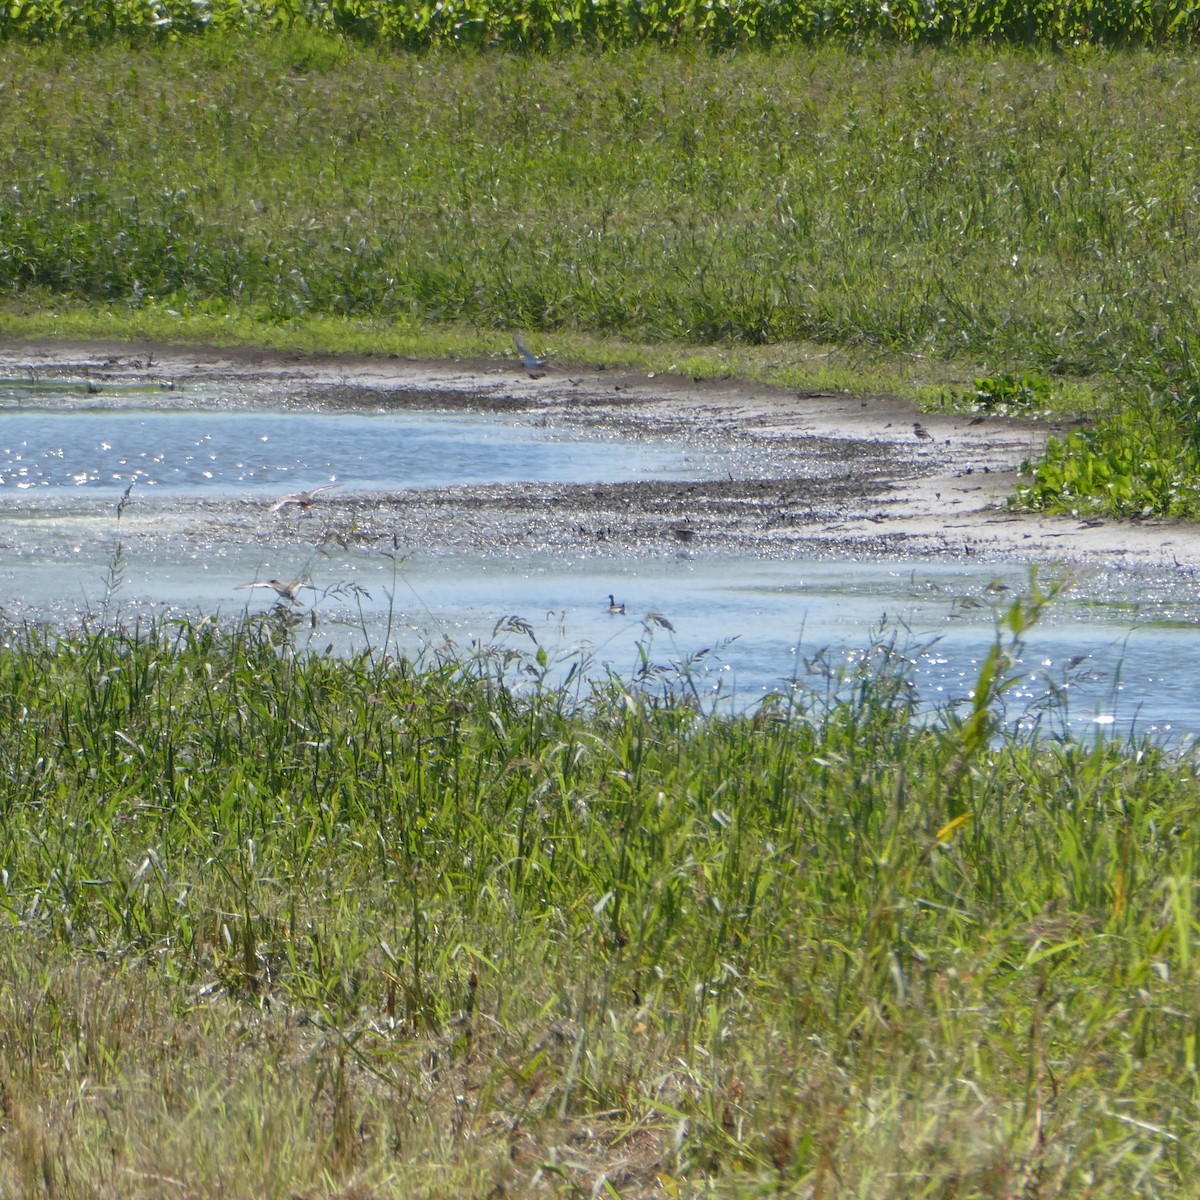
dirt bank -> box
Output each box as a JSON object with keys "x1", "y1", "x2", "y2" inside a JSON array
[{"x1": 4, "y1": 336, "x2": 1198, "y2": 570}]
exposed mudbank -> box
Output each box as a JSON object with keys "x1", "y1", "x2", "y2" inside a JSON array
[{"x1": 2, "y1": 336, "x2": 1198, "y2": 571}]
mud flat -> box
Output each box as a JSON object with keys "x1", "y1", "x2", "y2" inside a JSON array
[{"x1": 2, "y1": 337, "x2": 1198, "y2": 574}]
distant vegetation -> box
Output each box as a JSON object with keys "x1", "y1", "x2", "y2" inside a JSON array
[{"x1": 3, "y1": 0, "x2": 1200, "y2": 48}]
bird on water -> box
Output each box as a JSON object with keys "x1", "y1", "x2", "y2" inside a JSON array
[{"x1": 608, "y1": 594, "x2": 626, "y2": 615}]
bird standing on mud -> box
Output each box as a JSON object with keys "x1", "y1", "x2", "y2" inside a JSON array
[
  {"x1": 912, "y1": 422, "x2": 934, "y2": 443},
  {"x1": 269, "y1": 483, "x2": 339, "y2": 515}
]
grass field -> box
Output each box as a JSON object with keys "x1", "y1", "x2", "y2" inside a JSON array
[
  {"x1": 1, "y1": 597, "x2": 1199, "y2": 1197},
  {"x1": 4, "y1": 27, "x2": 1200, "y2": 1196},
  {"x1": 6, "y1": 38, "x2": 1200, "y2": 512},
  {"x1": 2, "y1": 38, "x2": 1195, "y2": 371}
]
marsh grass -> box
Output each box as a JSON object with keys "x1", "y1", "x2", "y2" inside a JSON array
[
  {"x1": 8, "y1": 39, "x2": 1200, "y2": 512},
  {"x1": 0, "y1": 41, "x2": 1197, "y2": 378},
  {"x1": 1, "y1": 591, "x2": 1199, "y2": 1196}
]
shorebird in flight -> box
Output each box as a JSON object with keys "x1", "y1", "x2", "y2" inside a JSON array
[
  {"x1": 269, "y1": 483, "x2": 339, "y2": 514},
  {"x1": 608, "y1": 594, "x2": 626, "y2": 615},
  {"x1": 513, "y1": 334, "x2": 547, "y2": 379},
  {"x1": 236, "y1": 578, "x2": 309, "y2": 606}
]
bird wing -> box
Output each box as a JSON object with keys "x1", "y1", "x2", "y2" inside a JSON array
[
  {"x1": 269, "y1": 483, "x2": 337, "y2": 512},
  {"x1": 236, "y1": 579, "x2": 304, "y2": 604},
  {"x1": 513, "y1": 334, "x2": 542, "y2": 371}
]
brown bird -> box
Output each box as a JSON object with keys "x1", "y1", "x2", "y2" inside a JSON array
[
  {"x1": 236, "y1": 578, "x2": 309, "y2": 606},
  {"x1": 608, "y1": 594, "x2": 626, "y2": 615},
  {"x1": 912, "y1": 422, "x2": 934, "y2": 442},
  {"x1": 269, "y1": 483, "x2": 339, "y2": 515}
]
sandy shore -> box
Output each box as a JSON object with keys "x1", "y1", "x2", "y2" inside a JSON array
[{"x1": 3, "y1": 336, "x2": 1198, "y2": 571}]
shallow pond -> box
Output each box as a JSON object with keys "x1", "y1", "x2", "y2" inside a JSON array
[
  {"x1": 3, "y1": 372, "x2": 1199, "y2": 742},
  {"x1": 0, "y1": 381, "x2": 738, "y2": 497}
]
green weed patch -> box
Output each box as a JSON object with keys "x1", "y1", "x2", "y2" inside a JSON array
[
  {"x1": 1, "y1": 598, "x2": 1199, "y2": 1194},
  {"x1": 4, "y1": 0, "x2": 1200, "y2": 49},
  {"x1": 1018, "y1": 412, "x2": 1200, "y2": 517}
]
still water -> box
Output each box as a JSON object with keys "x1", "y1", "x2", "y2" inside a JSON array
[
  {"x1": 3, "y1": 376, "x2": 1199, "y2": 741},
  {"x1": 0, "y1": 388, "x2": 734, "y2": 496}
]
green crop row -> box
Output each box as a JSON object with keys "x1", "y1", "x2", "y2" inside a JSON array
[{"x1": 3, "y1": 0, "x2": 1200, "y2": 48}]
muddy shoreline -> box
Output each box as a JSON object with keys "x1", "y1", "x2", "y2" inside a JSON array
[{"x1": 4, "y1": 336, "x2": 1198, "y2": 570}]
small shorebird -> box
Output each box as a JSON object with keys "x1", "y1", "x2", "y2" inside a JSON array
[
  {"x1": 912, "y1": 422, "x2": 934, "y2": 443},
  {"x1": 513, "y1": 334, "x2": 547, "y2": 379},
  {"x1": 608, "y1": 594, "x2": 626, "y2": 615},
  {"x1": 269, "y1": 483, "x2": 339, "y2": 515},
  {"x1": 236, "y1": 578, "x2": 308, "y2": 606}
]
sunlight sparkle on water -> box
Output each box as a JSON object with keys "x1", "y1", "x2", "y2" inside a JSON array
[{"x1": 3, "y1": 377, "x2": 1200, "y2": 738}]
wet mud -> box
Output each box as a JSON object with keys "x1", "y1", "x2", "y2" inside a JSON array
[{"x1": 3, "y1": 336, "x2": 1199, "y2": 572}]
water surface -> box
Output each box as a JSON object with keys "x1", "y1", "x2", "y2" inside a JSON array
[
  {"x1": 3, "y1": 375, "x2": 1199, "y2": 741},
  {"x1": 0, "y1": 390, "x2": 736, "y2": 499}
]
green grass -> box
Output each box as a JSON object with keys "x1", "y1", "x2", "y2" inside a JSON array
[
  {"x1": 0, "y1": 39, "x2": 1195, "y2": 377},
  {"x1": 1, "y1": 593, "x2": 1199, "y2": 1196},
  {"x1": 9, "y1": 37, "x2": 1200, "y2": 514},
  {"x1": 4, "y1": 0, "x2": 1200, "y2": 50},
  {"x1": 10, "y1": 39, "x2": 1200, "y2": 511},
  {"x1": 4, "y1": 27, "x2": 1200, "y2": 1196}
]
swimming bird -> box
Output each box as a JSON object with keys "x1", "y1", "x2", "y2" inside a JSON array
[
  {"x1": 269, "y1": 483, "x2": 339, "y2": 515},
  {"x1": 608, "y1": 594, "x2": 626, "y2": 615},
  {"x1": 513, "y1": 334, "x2": 547, "y2": 379},
  {"x1": 236, "y1": 578, "x2": 308, "y2": 606},
  {"x1": 912, "y1": 422, "x2": 934, "y2": 443}
]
